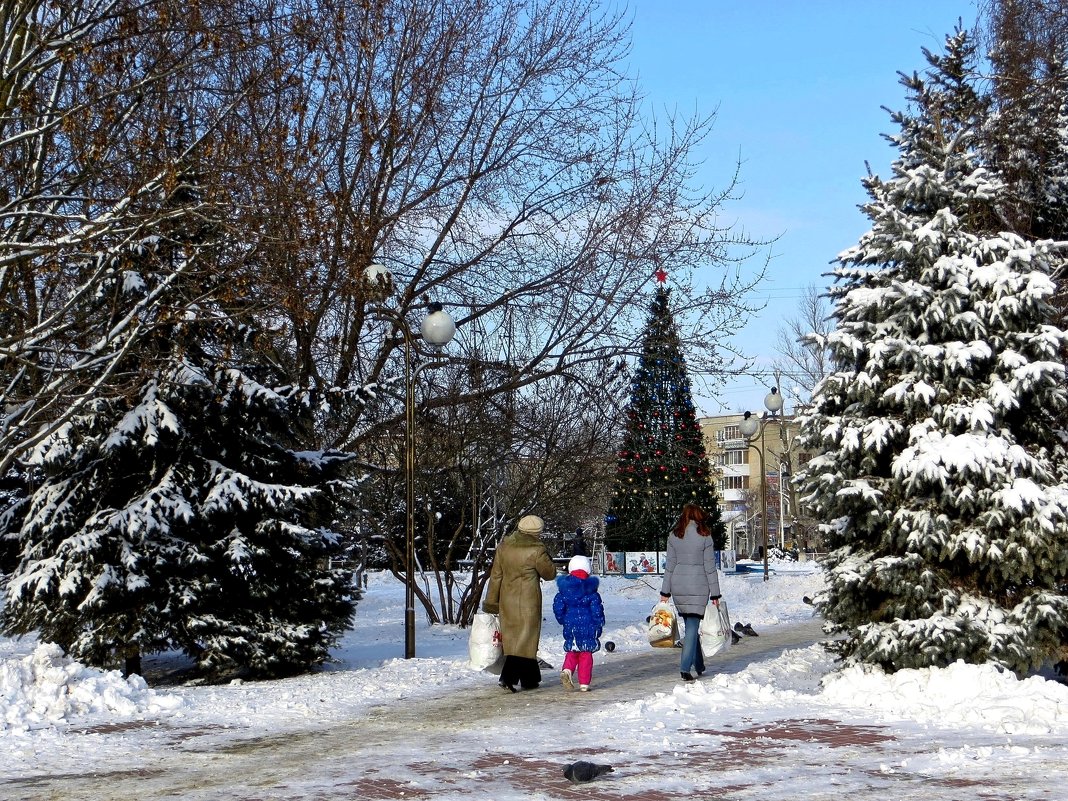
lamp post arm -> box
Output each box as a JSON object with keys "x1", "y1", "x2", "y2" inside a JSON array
[
  {"x1": 411, "y1": 357, "x2": 452, "y2": 382},
  {"x1": 372, "y1": 307, "x2": 453, "y2": 371},
  {"x1": 370, "y1": 306, "x2": 413, "y2": 344}
]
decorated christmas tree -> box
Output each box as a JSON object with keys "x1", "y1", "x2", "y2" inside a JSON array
[{"x1": 605, "y1": 275, "x2": 724, "y2": 553}]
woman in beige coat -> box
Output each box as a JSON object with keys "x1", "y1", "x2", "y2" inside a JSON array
[{"x1": 483, "y1": 514, "x2": 558, "y2": 691}]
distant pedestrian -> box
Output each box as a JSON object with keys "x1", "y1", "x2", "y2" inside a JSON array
[
  {"x1": 571, "y1": 527, "x2": 589, "y2": 557},
  {"x1": 553, "y1": 554, "x2": 605, "y2": 692},
  {"x1": 659, "y1": 503, "x2": 721, "y2": 682},
  {"x1": 483, "y1": 514, "x2": 558, "y2": 692}
]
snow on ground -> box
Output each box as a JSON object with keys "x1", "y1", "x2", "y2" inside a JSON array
[
  {"x1": 2, "y1": 558, "x2": 1068, "y2": 782},
  {"x1": 1, "y1": 643, "x2": 185, "y2": 733}
]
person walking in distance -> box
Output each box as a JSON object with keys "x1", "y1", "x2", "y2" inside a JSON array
[
  {"x1": 553, "y1": 554, "x2": 605, "y2": 692},
  {"x1": 483, "y1": 514, "x2": 558, "y2": 691},
  {"x1": 571, "y1": 527, "x2": 589, "y2": 557},
  {"x1": 658, "y1": 503, "x2": 721, "y2": 681}
]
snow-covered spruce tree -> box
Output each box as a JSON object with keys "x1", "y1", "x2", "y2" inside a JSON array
[
  {"x1": 1, "y1": 158, "x2": 359, "y2": 681},
  {"x1": 605, "y1": 278, "x2": 724, "y2": 553},
  {"x1": 2, "y1": 337, "x2": 359, "y2": 680},
  {"x1": 175, "y1": 366, "x2": 359, "y2": 681},
  {"x1": 797, "y1": 30, "x2": 1068, "y2": 675}
]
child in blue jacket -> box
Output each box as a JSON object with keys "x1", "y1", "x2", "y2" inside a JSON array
[{"x1": 553, "y1": 554, "x2": 606, "y2": 691}]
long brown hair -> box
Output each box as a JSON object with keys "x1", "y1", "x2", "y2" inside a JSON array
[{"x1": 673, "y1": 503, "x2": 710, "y2": 538}]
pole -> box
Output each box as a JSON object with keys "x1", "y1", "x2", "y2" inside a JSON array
[
  {"x1": 740, "y1": 396, "x2": 785, "y2": 581},
  {"x1": 779, "y1": 464, "x2": 786, "y2": 550},
  {"x1": 373, "y1": 300, "x2": 455, "y2": 660},
  {"x1": 743, "y1": 434, "x2": 768, "y2": 580},
  {"x1": 404, "y1": 329, "x2": 416, "y2": 660},
  {"x1": 759, "y1": 421, "x2": 769, "y2": 582}
]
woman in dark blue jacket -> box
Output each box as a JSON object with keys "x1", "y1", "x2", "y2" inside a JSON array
[{"x1": 552, "y1": 555, "x2": 605, "y2": 691}]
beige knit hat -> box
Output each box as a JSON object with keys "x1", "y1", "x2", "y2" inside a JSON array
[{"x1": 517, "y1": 515, "x2": 544, "y2": 535}]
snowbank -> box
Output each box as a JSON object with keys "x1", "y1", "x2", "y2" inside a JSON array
[
  {"x1": 1, "y1": 643, "x2": 185, "y2": 733},
  {"x1": 821, "y1": 657, "x2": 1068, "y2": 735}
]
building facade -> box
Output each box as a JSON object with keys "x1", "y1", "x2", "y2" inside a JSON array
[{"x1": 699, "y1": 412, "x2": 809, "y2": 557}]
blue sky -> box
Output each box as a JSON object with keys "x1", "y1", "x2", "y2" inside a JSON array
[{"x1": 623, "y1": 1, "x2": 981, "y2": 415}]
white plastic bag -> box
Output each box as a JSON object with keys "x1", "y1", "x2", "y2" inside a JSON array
[
  {"x1": 647, "y1": 600, "x2": 679, "y2": 648},
  {"x1": 699, "y1": 599, "x2": 732, "y2": 657},
  {"x1": 468, "y1": 611, "x2": 503, "y2": 670}
]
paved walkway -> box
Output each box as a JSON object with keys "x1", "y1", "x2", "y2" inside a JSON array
[{"x1": 8, "y1": 618, "x2": 1068, "y2": 800}]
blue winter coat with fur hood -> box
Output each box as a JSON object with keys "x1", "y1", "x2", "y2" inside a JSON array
[{"x1": 553, "y1": 574, "x2": 606, "y2": 653}]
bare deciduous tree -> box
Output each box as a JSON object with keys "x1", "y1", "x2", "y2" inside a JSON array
[
  {"x1": 772, "y1": 284, "x2": 833, "y2": 405},
  {"x1": 204, "y1": 0, "x2": 770, "y2": 627},
  {"x1": 361, "y1": 362, "x2": 624, "y2": 626},
  {"x1": 979, "y1": 0, "x2": 1068, "y2": 242},
  {"x1": 3, "y1": 0, "x2": 770, "y2": 637},
  {"x1": 228, "y1": 0, "x2": 766, "y2": 454},
  {"x1": 0, "y1": 0, "x2": 261, "y2": 472}
]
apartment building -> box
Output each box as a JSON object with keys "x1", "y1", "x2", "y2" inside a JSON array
[{"x1": 699, "y1": 412, "x2": 807, "y2": 557}]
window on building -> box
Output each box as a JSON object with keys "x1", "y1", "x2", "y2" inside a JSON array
[
  {"x1": 719, "y1": 449, "x2": 748, "y2": 466},
  {"x1": 718, "y1": 425, "x2": 741, "y2": 441},
  {"x1": 717, "y1": 475, "x2": 750, "y2": 491}
]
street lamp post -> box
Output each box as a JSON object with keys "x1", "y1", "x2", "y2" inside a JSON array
[
  {"x1": 778, "y1": 460, "x2": 791, "y2": 551},
  {"x1": 375, "y1": 299, "x2": 456, "y2": 659},
  {"x1": 738, "y1": 387, "x2": 785, "y2": 582}
]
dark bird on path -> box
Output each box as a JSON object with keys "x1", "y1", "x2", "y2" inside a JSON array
[{"x1": 563, "y1": 760, "x2": 614, "y2": 784}]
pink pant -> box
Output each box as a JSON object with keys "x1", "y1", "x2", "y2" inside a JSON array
[{"x1": 562, "y1": 651, "x2": 594, "y2": 685}]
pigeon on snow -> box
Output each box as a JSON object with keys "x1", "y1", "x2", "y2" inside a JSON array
[{"x1": 563, "y1": 760, "x2": 614, "y2": 784}]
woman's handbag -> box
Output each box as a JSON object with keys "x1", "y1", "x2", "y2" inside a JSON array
[
  {"x1": 699, "y1": 599, "x2": 733, "y2": 657},
  {"x1": 468, "y1": 611, "x2": 503, "y2": 670},
  {"x1": 647, "y1": 600, "x2": 679, "y2": 648}
]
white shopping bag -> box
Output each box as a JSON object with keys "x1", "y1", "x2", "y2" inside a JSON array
[
  {"x1": 699, "y1": 599, "x2": 732, "y2": 657},
  {"x1": 468, "y1": 612, "x2": 503, "y2": 671}
]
